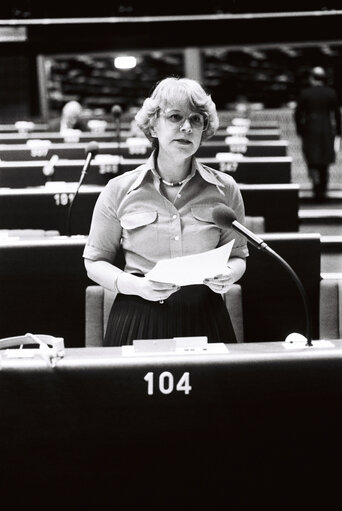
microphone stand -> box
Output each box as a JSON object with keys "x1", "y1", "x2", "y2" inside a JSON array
[
  {"x1": 111, "y1": 105, "x2": 122, "y2": 175},
  {"x1": 115, "y1": 115, "x2": 121, "y2": 175},
  {"x1": 262, "y1": 245, "x2": 313, "y2": 347},
  {"x1": 66, "y1": 147, "x2": 97, "y2": 236},
  {"x1": 232, "y1": 221, "x2": 313, "y2": 346}
]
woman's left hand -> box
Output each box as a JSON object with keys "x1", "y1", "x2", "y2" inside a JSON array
[{"x1": 203, "y1": 271, "x2": 235, "y2": 294}]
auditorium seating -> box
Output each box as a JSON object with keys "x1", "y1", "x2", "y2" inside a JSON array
[
  {"x1": 85, "y1": 272, "x2": 342, "y2": 346},
  {"x1": 320, "y1": 236, "x2": 342, "y2": 272},
  {"x1": 0, "y1": 127, "x2": 281, "y2": 144},
  {"x1": 0, "y1": 232, "x2": 327, "y2": 348},
  {"x1": 320, "y1": 273, "x2": 342, "y2": 339},
  {"x1": 84, "y1": 239, "x2": 340, "y2": 346},
  {"x1": 0, "y1": 183, "x2": 299, "y2": 234},
  {"x1": 0, "y1": 139, "x2": 288, "y2": 161},
  {"x1": 197, "y1": 140, "x2": 288, "y2": 157},
  {"x1": 212, "y1": 128, "x2": 281, "y2": 141},
  {"x1": 0, "y1": 155, "x2": 292, "y2": 187},
  {"x1": 1, "y1": 112, "x2": 338, "y2": 349}
]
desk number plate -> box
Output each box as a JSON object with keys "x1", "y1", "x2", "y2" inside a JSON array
[{"x1": 144, "y1": 371, "x2": 191, "y2": 396}]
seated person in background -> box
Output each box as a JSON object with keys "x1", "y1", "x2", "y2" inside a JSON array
[
  {"x1": 83, "y1": 76, "x2": 248, "y2": 346},
  {"x1": 48, "y1": 100, "x2": 88, "y2": 132}
]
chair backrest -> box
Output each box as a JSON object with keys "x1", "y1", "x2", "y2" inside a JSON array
[
  {"x1": 319, "y1": 274, "x2": 342, "y2": 339},
  {"x1": 245, "y1": 216, "x2": 265, "y2": 233},
  {"x1": 85, "y1": 283, "x2": 244, "y2": 346}
]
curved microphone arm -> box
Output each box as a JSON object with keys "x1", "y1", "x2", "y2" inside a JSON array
[
  {"x1": 212, "y1": 205, "x2": 313, "y2": 347},
  {"x1": 262, "y1": 245, "x2": 313, "y2": 346}
]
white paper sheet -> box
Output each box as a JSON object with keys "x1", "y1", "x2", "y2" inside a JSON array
[{"x1": 146, "y1": 239, "x2": 235, "y2": 286}]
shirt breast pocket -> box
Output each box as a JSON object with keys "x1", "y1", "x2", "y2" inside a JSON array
[
  {"x1": 190, "y1": 205, "x2": 220, "y2": 250},
  {"x1": 120, "y1": 210, "x2": 158, "y2": 252}
]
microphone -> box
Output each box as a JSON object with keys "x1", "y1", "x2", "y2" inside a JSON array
[
  {"x1": 79, "y1": 141, "x2": 99, "y2": 182},
  {"x1": 42, "y1": 154, "x2": 59, "y2": 179},
  {"x1": 111, "y1": 104, "x2": 122, "y2": 122},
  {"x1": 213, "y1": 204, "x2": 313, "y2": 346},
  {"x1": 66, "y1": 141, "x2": 99, "y2": 236}
]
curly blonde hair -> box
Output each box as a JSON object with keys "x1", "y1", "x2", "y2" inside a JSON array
[{"x1": 135, "y1": 77, "x2": 219, "y2": 146}]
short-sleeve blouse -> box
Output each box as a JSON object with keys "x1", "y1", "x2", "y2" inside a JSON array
[{"x1": 83, "y1": 152, "x2": 249, "y2": 280}]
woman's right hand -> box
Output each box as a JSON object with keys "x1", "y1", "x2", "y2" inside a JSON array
[{"x1": 117, "y1": 273, "x2": 180, "y2": 302}]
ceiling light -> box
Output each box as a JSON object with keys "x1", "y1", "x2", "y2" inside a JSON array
[{"x1": 114, "y1": 56, "x2": 137, "y2": 69}]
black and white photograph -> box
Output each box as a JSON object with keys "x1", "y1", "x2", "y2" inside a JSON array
[{"x1": 0, "y1": 3, "x2": 341, "y2": 509}]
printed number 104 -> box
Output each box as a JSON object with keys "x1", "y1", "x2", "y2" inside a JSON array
[{"x1": 144, "y1": 371, "x2": 191, "y2": 395}]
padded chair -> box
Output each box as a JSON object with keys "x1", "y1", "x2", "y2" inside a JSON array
[
  {"x1": 320, "y1": 273, "x2": 342, "y2": 339},
  {"x1": 245, "y1": 216, "x2": 265, "y2": 233},
  {"x1": 85, "y1": 284, "x2": 244, "y2": 347}
]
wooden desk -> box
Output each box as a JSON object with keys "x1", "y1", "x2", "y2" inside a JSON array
[
  {"x1": 0, "y1": 140, "x2": 288, "y2": 161},
  {"x1": 0, "y1": 232, "x2": 319, "y2": 347},
  {"x1": 0, "y1": 341, "x2": 340, "y2": 508},
  {"x1": 212, "y1": 128, "x2": 281, "y2": 141},
  {"x1": 0, "y1": 128, "x2": 281, "y2": 144},
  {"x1": 0, "y1": 156, "x2": 292, "y2": 187},
  {"x1": 0, "y1": 236, "x2": 90, "y2": 347},
  {"x1": 0, "y1": 183, "x2": 299, "y2": 234}
]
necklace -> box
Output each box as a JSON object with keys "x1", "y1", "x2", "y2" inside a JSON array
[{"x1": 160, "y1": 176, "x2": 188, "y2": 187}]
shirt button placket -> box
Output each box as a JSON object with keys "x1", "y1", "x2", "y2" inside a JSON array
[{"x1": 170, "y1": 211, "x2": 181, "y2": 257}]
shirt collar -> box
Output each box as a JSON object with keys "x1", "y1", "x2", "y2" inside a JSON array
[
  {"x1": 126, "y1": 151, "x2": 226, "y2": 195},
  {"x1": 126, "y1": 152, "x2": 156, "y2": 194},
  {"x1": 195, "y1": 160, "x2": 226, "y2": 195}
]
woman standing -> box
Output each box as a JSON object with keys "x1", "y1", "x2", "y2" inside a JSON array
[{"x1": 83, "y1": 77, "x2": 248, "y2": 345}]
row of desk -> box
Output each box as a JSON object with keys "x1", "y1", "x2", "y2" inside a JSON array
[
  {"x1": 0, "y1": 120, "x2": 319, "y2": 348},
  {"x1": 0, "y1": 139, "x2": 288, "y2": 159},
  {"x1": 0, "y1": 156, "x2": 292, "y2": 187},
  {"x1": 0, "y1": 119, "x2": 280, "y2": 133},
  {"x1": 0, "y1": 232, "x2": 320, "y2": 347},
  {"x1": 0, "y1": 183, "x2": 300, "y2": 234},
  {"x1": 0, "y1": 128, "x2": 281, "y2": 144},
  {"x1": 0, "y1": 340, "x2": 340, "y2": 508},
  {"x1": 2, "y1": 119, "x2": 337, "y2": 509}
]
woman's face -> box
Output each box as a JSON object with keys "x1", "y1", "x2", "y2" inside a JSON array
[{"x1": 152, "y1": 101, "x2": 206, "y2": 159}]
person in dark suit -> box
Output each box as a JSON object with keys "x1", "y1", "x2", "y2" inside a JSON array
[
  {"x1": 48, "y1": 100, "x2": 88, "y2": 132},
  {"x1": 295, "y1": 66, "x2": 341, "y2": 200}
]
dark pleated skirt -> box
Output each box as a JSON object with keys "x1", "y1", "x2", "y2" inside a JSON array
[{"x1": 104, "y1": 283, "x2": 237, "y2": 346}]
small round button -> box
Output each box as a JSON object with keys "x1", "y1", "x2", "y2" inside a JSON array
[{"x1": 174, "y1": 236, "x2": 179, "y2": 241}]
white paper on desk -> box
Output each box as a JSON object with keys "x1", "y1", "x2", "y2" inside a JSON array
[{"x1": 146, "y1": 239, "x2": 235, "y2": 286}]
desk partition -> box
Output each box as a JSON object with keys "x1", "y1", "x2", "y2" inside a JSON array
[
  {"x1": 0, "y1": 342, "x2": 340, "y2": 508},
  {"x1": 0, "y1": 236, "x2": 90, "y2": 346},
  {"x1": 240, "y1": 232, "x2": 321, "y2": 341}
]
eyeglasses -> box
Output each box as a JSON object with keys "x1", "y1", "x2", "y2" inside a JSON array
[{"x1": 159, "y1": 109, "x2": 209, "y2": 131}]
